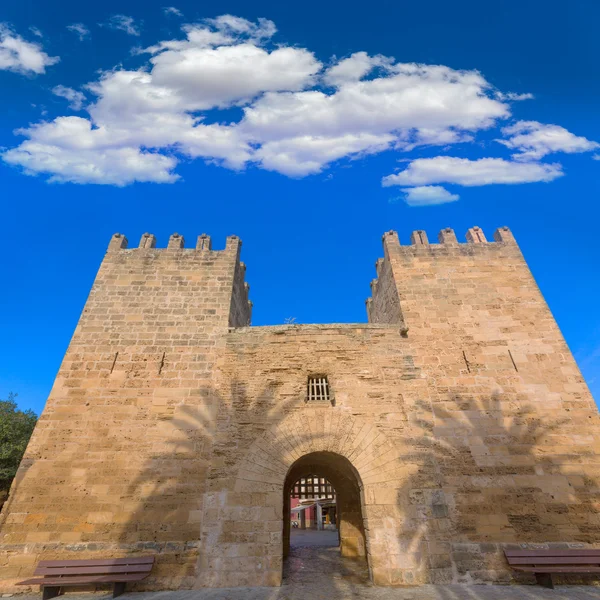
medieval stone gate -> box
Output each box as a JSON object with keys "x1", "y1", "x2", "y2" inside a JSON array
[{"x1": 1, "y1": 227, "x2": 599, "y2": 591}]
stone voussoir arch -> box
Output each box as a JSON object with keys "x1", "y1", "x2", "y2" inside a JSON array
[
  {"x1": 197, "y1": 410, "x2": 405, "y2": 587},
  {"x1": 234, "y1": 410, "x2": 400, "y2": 491}
]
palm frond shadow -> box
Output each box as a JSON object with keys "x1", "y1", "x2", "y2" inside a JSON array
[
  {"x1": 108, "y1": 382, "x2": 312, "y2": 546},
  {"x1": 395, "y1": 391, "x2": 598, "y2": 583}
]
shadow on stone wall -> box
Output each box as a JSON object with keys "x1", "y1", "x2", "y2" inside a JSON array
[
  {"x1": 394, "y1": 391, "x2": 599, "y2": 585},
  {"x1": 73, "y1": 386, "x2": 599, "y2": 591},
  {"x1": 106, "y1": 382, "x2": 311, "y2": 588}
]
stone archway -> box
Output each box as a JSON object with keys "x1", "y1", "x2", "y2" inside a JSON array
[
  {"x1": 283, "y1": 451, "x2": 367, "y2": 562},
  {"x1": 198, "y1": 411, "x2": 407, "y2": 588}
]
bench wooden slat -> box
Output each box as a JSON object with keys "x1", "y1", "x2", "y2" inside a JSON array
[
  {"x1": 17, "y1": 555, "x2": 155, "y2": 600},
  {"x1": 504, "y1": 548, "x2": 600, "y2": 589},
  {"x1": 36, "y1": 557, "x2": 154, "y2": 568},
  {"x1": 34, "y1": 565, "x2": 153, "y2": 576},
  {"x1": 18, "y1": 574, "x2": 149, "y2": 586},
  {"x1": 507, "y1": 556, "x2": 600, "y2": 566},
  {"x1": 513, "y1": 566, "x2": 600, "y2": 573},
  {"x1": 505, "y1": 549, "x2": 600, "y2": 558}
]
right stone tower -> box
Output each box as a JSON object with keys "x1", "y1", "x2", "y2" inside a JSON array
[{"x1": 366, "y1": 226, "x2": 599, "y2": 580}]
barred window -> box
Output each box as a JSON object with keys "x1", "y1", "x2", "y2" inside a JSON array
[{"x1": 307, "y1": 376, "x2": 330, "y2": 403}]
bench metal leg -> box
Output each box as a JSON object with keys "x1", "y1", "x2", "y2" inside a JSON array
[
  {"x1": 113, "y1": 582, "x2": 127, "y2": 598},
  {"x1": 42, "y1": 586, "x2": 61, "y2": 600},
  {"x1": 535, "y1": 573, "x2": 554, "y2": 589}
]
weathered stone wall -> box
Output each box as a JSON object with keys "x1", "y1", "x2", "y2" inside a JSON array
[
  {"x1": 363, "y1": 226, "x2": 600, "y2": 584},
  {"x1": 229, "y1": 259, "x2": 251, "y2": 327},
  {"x1": 367, "y1": 252, "x2": 404, "y2": 325},
  {"x1": 199, "y1": 323, "x2": 417, "y2": 586},
  {"x1": 0, "y1": 226, "x2": 598, "y2": 591}
]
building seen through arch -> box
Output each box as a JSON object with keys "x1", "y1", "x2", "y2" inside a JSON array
[
  {"x1": 289, "y1": 475, "x2": 336, "y2": 531},
  {"x1": 1, "y1": 227, "x2": 599, "y2": 591}
]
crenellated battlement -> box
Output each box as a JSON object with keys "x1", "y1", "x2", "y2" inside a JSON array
[
  {"x1": 107, "y1": 232, "x2": 242, "y2": 254},
  {"x1": 381, "y1": 225, "x2": 517, "y2": 250},
  {"x1": 108, "y1": 227, "x2": 520, "y2": 332},
  {"x1": 368, "y1": 226, "x2": 523, "y2": 326},
  {"x1": 103, "y1": 231, "x2": 251, "y2": 328}
]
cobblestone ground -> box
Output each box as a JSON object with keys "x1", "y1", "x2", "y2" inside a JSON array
[{"x1": 12, "y1": 539, "x2": 600, "y2": 600}]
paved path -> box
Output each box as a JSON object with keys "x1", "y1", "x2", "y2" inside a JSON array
[
  {"x1": 289, "y1": 528, "x2": 339, "y2": 547},
  {"x1": 13, "y1": 544, "x2": 600, "y2": 600},
  {"x1": 126, "y1": 584, "x2": 599, "y2": 599}
]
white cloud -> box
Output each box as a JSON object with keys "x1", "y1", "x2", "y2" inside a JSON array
[
  {"x1": 403, "y1": 128, "x2": 473, "y2": 151},
  {"x1": 52, "y1": 85, "x2": 86, "y2": 110},
  {"x1": 399, "y1": 185, "x2": 460, "y2": 207},
  {"x1": 496, "y1": 91, "x2": 534, "y2": 101},
  {"x1": 147, "y1": 42, "x2": 321, "y2": 110},
  {"x1": 66, "y1": 23, "x2": 90, "y2": 41},
  {"x1": 499, "y1": 120, "x2": 599, "y2": 160},
  {"x1": 163, "y1": 7, "x2": 183, "y2": 17},
  {"x1": 323, "y1": 51, "x2": 393, "y2": 86},
  {"x1": 243, "y1": 64, "x2": 508, "y2": 142},
  {"x1": 593, "y1": 154, "x2": 600, "y2": 161},
  {"x1": 206, "y1": 15, "x2": 277, "y2": 41},
  {"x1": 1, "y1": 15, "x2": 595, "y2": 187},
  {"x1": 29, "y1": 26, "x2": 42, "y2": 38},
  {"x1": 105, "y1": 15, "x2": 140, "y2": 37},
  {"x1": 3, "y1": 117, "x2": 178, "y2": 185},
  {"x1": 382, "y1": 156, "x2": 563, "y2": 187},
  {"x1": 0, "y1": 24, "x2": 59, "y2": 74},
  {"x1": 255, "y1": 132, "x2": 395, "y2": 176}
]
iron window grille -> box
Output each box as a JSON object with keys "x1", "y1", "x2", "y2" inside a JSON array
[{"x1": 307, "y1": 376, "x2": 331, "y2": 403}]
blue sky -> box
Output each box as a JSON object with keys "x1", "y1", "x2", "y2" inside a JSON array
[{"x1": 1, "y1": 0, "x2": 599, "y2": 414}]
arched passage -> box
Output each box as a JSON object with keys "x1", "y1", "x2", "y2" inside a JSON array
[
  {"x1": 282, "y1": 452, "x2": 368, "y2": 569},
  {"x1": 203, "y1": 412, "x2": 403, "y2": 587}
]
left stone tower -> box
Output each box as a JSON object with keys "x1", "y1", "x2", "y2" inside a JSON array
[{"x1": 0, "y1": 232, "x2": 251, "y2": 590}]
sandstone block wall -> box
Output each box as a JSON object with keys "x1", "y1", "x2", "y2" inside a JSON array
[
  {"x1": 0, "y1": 226, "x2": 598, "y2": 590},
  {"x1": 366, "y1": 226, "x2": 600, "y2": 583}
]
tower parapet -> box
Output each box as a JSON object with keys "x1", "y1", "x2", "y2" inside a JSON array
[
  {"x1": 378, "y1": 226, "x2": 518, "y2": 252},
  {"x1": 368, "y1": 226, "x2": 521, "y2": 326}
]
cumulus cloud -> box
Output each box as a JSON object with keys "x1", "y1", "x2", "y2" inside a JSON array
[
  {"x1": 243, "y1": 64, "x2": 508, "y2": 142},
  {"x1": 1, "y1": 15, "x2": 594, "y2": 187},
  {"x1": 3, "y1": 145, "x2": 178, "y2": 186},
  {"x1": 67, "y1": 23, "x2": 90, "y2": 41},
  {"x1": 163, "y1": 7, "x2": 183, "y2": 17},
  {"x1": 0, "y1": 24, "x2": 59, "y2": 74},
  {"x1": 399, "y1": 185, "x2": 460, "y2": 207},
  {"x1": 499, "y1": 120, "x2": 599, "y2": 160},
  {"x1": 105, "y1": 15, "x2": 140, "y2": 36},
  {"x1": 52, "y1": 85, "x2": 86, "y2": 110},
  {"x1": 255, "y1": 132, "x2": 395, "y2": 176},
  {"x1": 145, "y1": 31, "x2": 320, "y2": 109},
  {"x1": 3, "y1": 117, "x2": 179, "y2": 185},
  {"x1": 382, "y1": 156, "x2": 563, "y2": 187}
]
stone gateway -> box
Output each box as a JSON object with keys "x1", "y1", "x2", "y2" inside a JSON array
[{"x1": 1, "y1": 227, "x2": 599, "y2": 590}]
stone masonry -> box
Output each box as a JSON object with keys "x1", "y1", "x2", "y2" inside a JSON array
[{"x1": 0, "y1": 227, "x2": 598, "y2": 591}]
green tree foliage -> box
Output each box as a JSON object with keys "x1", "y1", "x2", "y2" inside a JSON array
[{"x1": 0, "y1": 393, "x2": 37, "y2": 491}]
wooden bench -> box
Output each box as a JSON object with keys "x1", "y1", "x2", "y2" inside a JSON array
[
  {"x1": 17, "y1": 556, "x2": 155, "y2": 599},
  {"x1": 504, "y1": 549, "x2": 600, "y2": 588}
]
